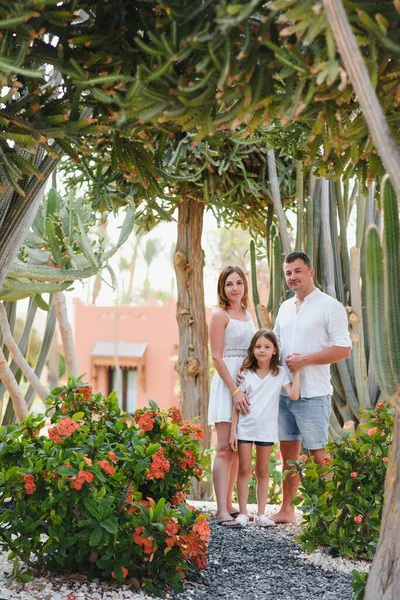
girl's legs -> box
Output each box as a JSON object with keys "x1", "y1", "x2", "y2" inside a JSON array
[
  {"x1": 236, "y1": 442, "x2": 253, "y2": 516},
  {"x1": 227, "y1": 451, "x2": 239, "y2": 514},
  {"x1": 213, "y1": 422, "x2": 236, "y2": 521},
  {"x1": 255, "y1": 445, "x2": 273, "y2": 516}
]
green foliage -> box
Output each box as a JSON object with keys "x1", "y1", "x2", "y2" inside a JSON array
[
  {"x1": 0, "y1": 375, "x2": 209, "y2": 596},
  {"x1": 351, "y1": 569, "x2": 368, "y2": 600},
  {"x1": 293, "y1": 403, "x2": 393, "y2": 560}
]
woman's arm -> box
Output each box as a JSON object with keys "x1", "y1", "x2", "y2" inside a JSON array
[
  {"x1": 229, "y1": 406, "x2": 239, "y2": 451},
  {"x1": 209, "y1": 309, "x2": 250, "y2": 414},
  {"x1": 284, "y1": 370, "x2": 301, "y2": 401}
]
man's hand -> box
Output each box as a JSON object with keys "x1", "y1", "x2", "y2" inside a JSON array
[
  {"x1": 236, "y1": 369, "x2": 247, "y2": 387},
  {"x1": 285, "y1": 353, "x2": 305, "y2": 373},
  {"x1": 233, "y1": 390, "x2": 250, "y2": 415},
  {"x1": 229, "y1": 431, "x2": 238, "y2": 452}
]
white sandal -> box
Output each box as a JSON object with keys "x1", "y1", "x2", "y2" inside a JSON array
[
  {"x1": 235, "y1": 513, "x2": 249, "y2": 527},
  {"x1": 254, "y1": 514, "x2": 276, "y2": 527}
]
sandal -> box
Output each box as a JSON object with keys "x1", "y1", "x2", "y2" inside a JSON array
[
  {"x1": 254, "y1": 514, "x2": 276, "y2": 527},
  {"x1": 235, "y1": 513, "x2": 249, "y2": 527}
]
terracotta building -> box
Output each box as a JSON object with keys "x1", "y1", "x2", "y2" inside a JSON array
[{"x1": 73, "y1": 298, "x2": 180, "y2": 413}]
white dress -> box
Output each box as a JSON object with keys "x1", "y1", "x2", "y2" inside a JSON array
[
  {"x1": 208, "y1": 314, "x2": 256, "y2": 424},
  {"x1": 237, "y1": 367, "x2": 291, "y2": 442}
]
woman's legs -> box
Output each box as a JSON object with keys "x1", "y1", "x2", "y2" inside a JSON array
[
  {"x1": 255, "y1": 445, "x2": 273, "y2": 516},
  {"x1": 236, "y1": 442, "x2": 253, "y2": 516},
  {"x1": 213, "y1": 422, "x2": 236, "y2": 521}
]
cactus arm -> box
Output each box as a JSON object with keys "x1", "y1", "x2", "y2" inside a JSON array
[
  {"x1": 320, "y1": 179, "x2": 336, "y2": 298},
  {"x1": 305, "y1": 196, "x2": 313, "y2": 264},
  {"x1": 365, "y1": 225, "x2": 397, "y2": 396},
  {"x1": 295, "y1": 160, "x2": 304, "y2": 250},
  {"x1": 335, "y1": 181, "x2": 351, "y2": 305},
  {"x1": 266, "y1": 149, "x2": 291, "y2": 257},
  {"x1": 349, "y1": 247, "x2": 371, "y2": 407},
  {"x1": 250, "y1": 239, "x2": 263, "y2": 328},
  {"x1": 271, "y1": 234, "x2": 282, "y2": 325},
  {"x1": 328, "y1": 181, "x2": 345, "y2": 304},
  {"x1": 382, "y1": 177, "x2": 400, "y2": 380}
]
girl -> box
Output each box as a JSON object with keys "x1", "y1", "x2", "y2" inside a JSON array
[
  {"x1": 229, "y1": 329, "x2": 300, "y2": 527},
  {"x1": 208, "y1": 266, "x2": 256, "y2": 527}
]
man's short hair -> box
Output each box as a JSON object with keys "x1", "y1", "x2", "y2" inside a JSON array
[{"x1": 284, "y1": 251, "x2": 312, "y2": 267}]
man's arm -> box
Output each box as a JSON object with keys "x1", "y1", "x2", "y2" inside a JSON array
[{"x1": 285, "y1": 345, "x2": 351, "y2": 372}]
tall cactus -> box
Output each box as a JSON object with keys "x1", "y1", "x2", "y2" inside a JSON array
[{"x1": 364, "y1": 178, "x2": 400, "y2": 599}]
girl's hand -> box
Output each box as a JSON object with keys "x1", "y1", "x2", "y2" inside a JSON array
[
  {"x1": 233, "y1": 390, "x2": 250, "y2": 415},
  {"x1": 230, "y1": 432, "x2": 238, "y2": 452}
]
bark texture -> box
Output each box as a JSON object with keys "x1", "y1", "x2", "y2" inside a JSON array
[
  {"x1": 365, "y1": 394, "x2": 400, "y2": 600},
  {"x1": 174, "y1": 195, "x2": 211, "y2": 500},
  {"x1": 53, "y1": 291, "x2": 79, "y2": 376},
  {"x1": 0, "y1": 346, "x2": 29, "y2": 423}
]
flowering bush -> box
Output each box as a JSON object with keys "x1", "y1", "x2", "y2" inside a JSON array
[
  {"x1": 292, "y1": 403, "x2": 393, "y2": 560},
  {"x1": 0, "y1": 376, "x2": 209, "y2": 596}
]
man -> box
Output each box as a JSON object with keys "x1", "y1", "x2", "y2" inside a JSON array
[{"x1": 271, "y1": 251, "x2": 352, "y2": 524}]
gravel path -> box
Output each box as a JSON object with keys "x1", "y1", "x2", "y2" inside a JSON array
[{"x1": 0, "y1": 503, "x2": 369, "y2": 600}]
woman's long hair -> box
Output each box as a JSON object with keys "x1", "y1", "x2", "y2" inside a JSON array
[
  {"x1": 241, "y1": 329, "x2": 280, "y2": 376},
  {"x1": 217, "y1": 265, "x2": 248, "y2": 310}
]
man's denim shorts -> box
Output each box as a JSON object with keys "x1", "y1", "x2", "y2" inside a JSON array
[{"x1": 278, "y1": 394, "x2": 331, "y2": 450}]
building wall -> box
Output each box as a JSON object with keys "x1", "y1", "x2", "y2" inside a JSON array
[{"x1": 73, "y1": 298, "x2": 179, "y2": 411}]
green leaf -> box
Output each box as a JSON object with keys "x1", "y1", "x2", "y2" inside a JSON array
[
  {"x1": 100, "y1": 518, "x2": 118, "y2": 534},
  {"x1": 89, "y1": 527, "x2": 103, "y2": 546},
  {"x1": 34, "y1": 294, "x2": 49, "y2": 311}
]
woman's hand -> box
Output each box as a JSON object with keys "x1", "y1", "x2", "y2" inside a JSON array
[
  {"x1": 233, "y1": 390, "x2": 250, "y2": 415},
  {"x1": 229, "y1": 431, "x2": 238, "y2": 452}
]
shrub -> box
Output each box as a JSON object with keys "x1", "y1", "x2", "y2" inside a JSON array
[
  {"x1": 292, "y1": 403, "x2": 393, "y2": 560},
  {"x1": 0, "y1": 376, "x2": 209, "y2": 596}
]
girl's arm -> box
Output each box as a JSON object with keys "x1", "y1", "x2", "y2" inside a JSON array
[
  {"x1": 229, "y1": 406, "x2": 239, "y2": 451},
  {"x1": 284, "y1": 370, "x2": 301, "y2": 401}
]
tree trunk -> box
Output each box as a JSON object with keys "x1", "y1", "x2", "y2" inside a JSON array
[
  {"x1": 0, "y1": 304, "x2": 49, "y2": 403},
  {"x1": 365, "y1": 393, "x2": 400, "y2": 600},
  {"x1": 0, "y1": 346, "x2": 29, "y2": 423},
  {"x1": 173, "y1": 195, "x2": 211, "y2": 500},
  {"x1": 52, "y1": 291, "x2": 79, "y2": 376}
]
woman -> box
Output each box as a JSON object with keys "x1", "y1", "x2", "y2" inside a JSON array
[{"x1": 208, "y1": 265, "x2": 256, "y2": 526}]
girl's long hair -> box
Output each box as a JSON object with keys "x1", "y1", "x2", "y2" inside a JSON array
[
  {"x1": 241, "y1": 329, "x2": 280, "y2": 376},
  {"x1": 217, "y1": 265, "x2": 248, "y2": 310}
]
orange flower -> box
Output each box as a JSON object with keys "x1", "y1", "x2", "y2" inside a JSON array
[
  {"x1": 382, "y1": 457, "x2": 389, "y2": 463},
  {"x1": 57, "y1": 417, "x2": 80, "y2": 437},
  {"x1": 48, "y1": 426, "x2": 63, "y2": 444},
  {"x1": 77, "y1": 385, "x2": 92, "y2": 402},
  {"x1": 171, "y1": 491, "x2": 187, "y2": 506},
  {"x1": 300, "y1": 454, "x2": 308, "y2": 462},
  {"x1": 165, "y1": 521, "x2": 179, "y2": 537},
  {"x1": 111, "y1": 566, "x2": 128, "y2": 579},
  {"x1": 367, "y1": 427, "x2": 377, "y2": 436},
  {"x1": 70, "y1": 469, "x2": 94, "y2": 490},
  {"x1": 193, "y1": 518, "x2": 210, "y2": 541},
  {"x1": 179, "y1": 421, "x2": 204, "y2": 440},
  {"x1": 179, "y1": 449, "x2": 196, "y2": 469},
  {"x1": 84, "y1": 457, "x2": 92, "y2": 466},
  {"x1": 146, "y1": 448, "x2": 170, "y2": 480},
  {"x1": 135, "y1": 410, "x2": 156, "y2": 432},
  {"x1": 143, "y1": 537, "x2": 157, "y2": 555},
  {"x1": 107, "y1": 451, "x2": 118, "y2": 463},
  {"x1": 194, "y1": 467, "x2": 203, "y2": 478},
  {"x1": 324, "y1": 455, "x2": 333, "y2": 464},
  {"x1": 350, "y1": 472, "x2": 357, "y2": 478},
  {"x1": 353, "y1": 514, "x2": 363, "y2": 524},
  {"x1": 23, "y1": 474, "x2": 36, "y2": 495},
  {"x1": 376, "y1": 402, "x2": 385, "y2": 409},
  {"x1": 98, "y1": 460, "x2": 115, "y2": 475},
  {"x1": 60, "y1": 404, "x2": 69, "y2": 414},
  {"x1": 133, "y1": 526, "x2": 145, "y2": 546},
  {"x1": 168, "y1": 406, "x2": 182, "y2": 424}
]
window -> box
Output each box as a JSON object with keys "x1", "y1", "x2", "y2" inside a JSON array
[{"x1": 108, "y1": 367, "x2": 137, "y2": 414}]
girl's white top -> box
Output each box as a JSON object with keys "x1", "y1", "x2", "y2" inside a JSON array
[
  {"x1": 208, "y1": 314, "x2": 256, "y2": 424},
  {"x1": 237, "y1": 367, "x2": 290, "y2": 442}
]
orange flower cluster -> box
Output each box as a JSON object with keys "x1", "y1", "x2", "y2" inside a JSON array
[
  {"x1": 71, "y1": 470, "x2": 94, "y2": 490},
  {"x1": 179, "y1": 420, "x2": 204, "y2": 440},
  {"x1": 192, "y1": 518, "x2": 210, "y2": 542},
  {"x1": 111, "y1": 566, "x2": 128, "y2": 579},
  {"x1": 60, "y1": 404, "x2": 69, "y2": 414},
  {"x1": 367, "y1": 427, "x2": 377, "y2": 436},
  {"x1": 49, "y1": 417, "x2": 80, "y2": 443},
  {"x1": 179, "y1": 449, "x2": 196, "y2": 469},
  {"x1": 168, "y1": 406, "x2": 182, "y2": 424},
  {"x1": 76, "y1": 385, "x2": 93, "y2": 402},
  {"x1": 350, "y1": 472, "x2": 357, "y2": 478},
  {"x1": 98, "y1": 460, "x2": 115, "y2": 475},
  {"x1": 135, "y1": 410, "x2": 156, "y2": 432},
  {"x1": 23, "y1": 474, "x2": 36, "y2": 495},
  {"x1": 382, "y1": 456, "x2": 389, "y2": 463},
  {"x1": 132, "y1": 526, "x2": 157, "y2": 555},
  {"x1": 171, "y1": 491, "x2": 187, "y2": 506},
  {"x1": 174, "y1": 529, "x2": 207, "y2": 569},
  {"x1": 84, "y1": 456, "x2": 92, "y2": 466},
  {"x1": 107, "y1": 450, "x2": 118, "y2": 463},
  {"x1": 376, "y1": 402, "x2": 385, "y2": 409},
  {"x1": 147, "y1": 448, "x2": 170, "y2": 480},
  {"x1": 353, "y1": 514, "x2": 363, "y2": 524},
  {"x1": 164, "y1": 520, "x2": 179, "y2": 547}
]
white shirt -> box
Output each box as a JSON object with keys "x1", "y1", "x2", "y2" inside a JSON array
[
  {"x1": 273, "y1": 288, "x2": 351, "y2": 397},
  {"x1": 237, "y1": 367, "x2": 290, "y2": 442}
]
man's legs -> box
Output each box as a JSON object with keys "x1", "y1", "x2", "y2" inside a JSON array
[
  {"x1": 270, "y1": 440, "x2": 301, "y2": 524},
  {"x1": 309, "y1": 447, "x2": 326, "y2": 467}
]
